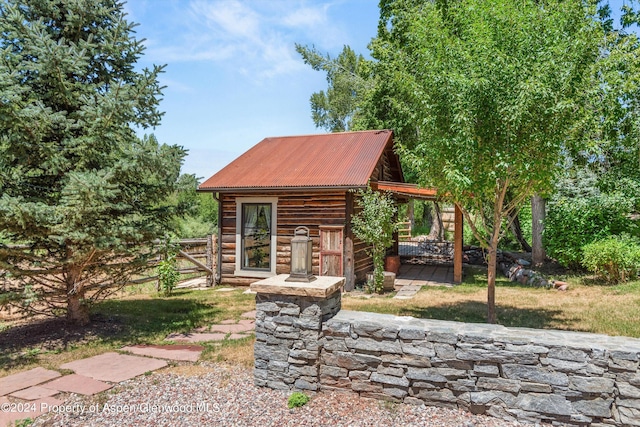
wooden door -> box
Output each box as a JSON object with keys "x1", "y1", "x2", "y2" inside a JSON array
[{"x1": 319, "y1": 226, "x2": 343, "y2": 276}]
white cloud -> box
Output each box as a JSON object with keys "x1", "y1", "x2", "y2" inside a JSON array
[
  {"x1": 159, "y1": 77, "x2": 195, "y2": 94},
  {"x1": 191, "y1": 0, "x2": 260, "y2": 41},
  {"x1": 281, "y1": 4, "x2": 330, "y2": 28},
  {"x1": 148, "y1": 44, "x2": 236, "y2": 63},
  {"x1": 142, "y1": 0, "x2": 343, "y2": 82}
]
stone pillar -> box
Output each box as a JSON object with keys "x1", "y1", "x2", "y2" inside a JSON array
[{"x1": 251, "y1": 275, "x2": 344, "y2": 392}]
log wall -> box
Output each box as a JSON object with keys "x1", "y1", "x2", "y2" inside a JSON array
[
  {"x1": 218, "y1": 190, "x2": 373, "y2": 285},
  {"x1": 215, "y1": 150, "x2": 397, "y2": 286}
]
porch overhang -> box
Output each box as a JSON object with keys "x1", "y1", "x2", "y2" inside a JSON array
[
  {"x1": 373, "y1": 181, "x2": 438, "y2": 201},
  {"x1": 373, "y1": 181, "x2": 463, "y2": 284}
]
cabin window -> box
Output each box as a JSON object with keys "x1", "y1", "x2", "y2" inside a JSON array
[
  {"x1": 241, "y1": 203, "x2": 271, "y2": 270},
  {"x1": 235, "y1": 197, "x2": 277, "y2": 278}
]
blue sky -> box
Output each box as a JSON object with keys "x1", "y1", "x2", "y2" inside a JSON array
[
  {"x1": 125, "y1": 1, "x2": 380, "y2": 180},
  {"x1": 125, "y1": 0, "x2": 634, "y2": 181}
]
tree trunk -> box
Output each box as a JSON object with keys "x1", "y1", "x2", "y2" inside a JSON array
[
  {"x1": 67, "y1": 291, "x2": 90, "y2": 325},
  {"x1": 486, "y1": 182, "x2": 507, "y2": 325},
  {"x1": 407, "y1": 199, "x2": 415, "y2": 229},
  {"x1": 531, "y1": 195, "x2": 546, "y2": 267},
  {"x1": 64, "y1": 256, "x2": 90, "y2": 326},
  {"x1": 486, "y1": 244, "x2": 497, "y2": 324},
  {"x1": 206, "y1": 234, "x2": 213, "y2": 287},
  {"x1": 428, "y1": 202, "x2": 444, "y2": 241},
  {"x1": 508, "y1": 212, "x2": 532, "y2": 252},
  {"x1": 422, "y1": 200, "x2": 432, "y2": 228}
]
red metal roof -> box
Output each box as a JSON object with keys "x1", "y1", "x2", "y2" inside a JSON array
[{"x1": 199, "y1": 130, "x2": 397, "y2": 191}]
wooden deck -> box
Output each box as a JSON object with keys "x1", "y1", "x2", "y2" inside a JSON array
[{"x1": 395, "y1": 264, "x2": 455, "y2": 288}]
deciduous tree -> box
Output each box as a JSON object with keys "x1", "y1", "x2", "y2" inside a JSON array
[
  {"x1": 295, "y1": 44, "x2": 371, "y2": 132},
  {"x1": 366, "y1": 0, "x2": 603, "y2": 323}
]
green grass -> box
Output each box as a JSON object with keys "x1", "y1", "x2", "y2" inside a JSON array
[
  {"x1": 603, "y1": 280, "x2": 640, "y2": 295},
  {"x1": 411, "y1": 224, "x2": 431, "y2": 237},
  {"x1": 94, "y1": 287, "x2": 254, "y2": 341}
]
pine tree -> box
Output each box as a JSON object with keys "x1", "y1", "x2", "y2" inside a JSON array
[{"x1": 0, "y1": 0, "x2": 186, "y2": 325}]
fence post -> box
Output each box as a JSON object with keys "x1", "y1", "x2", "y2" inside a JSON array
[
  {"x1": 206, "y1": 234, "x2": 214, "y2": 287},
  {"x1": 156, "y1": 251, "x2": 162, "y2": 292}
]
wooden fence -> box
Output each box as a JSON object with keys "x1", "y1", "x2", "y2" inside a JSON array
[
  {"x1": 130, "y1": 235, "x2": 218, "y2": 288},
  {"x1": 398, "y1": 221, "x2": 412, "y2": 241}
]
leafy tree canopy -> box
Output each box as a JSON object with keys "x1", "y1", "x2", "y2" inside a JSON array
[
  {"x1": 361, "y1": 0, "x2": 606, "y2": 322},
  {"x1": 543, "y1": 3, "x2": 640, "y2": 267},
  {"x1": 296, "y1": 44, "x2": 372, "y2": 132},
  {"x1": 298, "y1": 1, "x2": 640, "y2": 315}
]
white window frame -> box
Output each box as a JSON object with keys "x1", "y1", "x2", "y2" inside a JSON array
[{"x1": 235, "y1": 197, "x2": 278, "y2": 278}]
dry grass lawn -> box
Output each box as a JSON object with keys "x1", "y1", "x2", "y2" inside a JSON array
[
  {"x1": 343, "y1": 267, "x2": 640, "y2": 338},
  {"x1": 2, "y1": 267, "x2": 640, "y2": 378}
]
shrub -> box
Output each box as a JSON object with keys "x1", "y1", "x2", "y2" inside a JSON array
[
  {"x1": 351, "y1": 187, "x2": 398, "y2": 293},
  {"x1": 175, "y1": 215, "x2": 215, "y2": 238},
  {"x1": 287, "y1": 391, "x2": 310, "y2": 409},
  {"x1": 582, "y1": 235, "x2": 640, "y2": 283},
  {"x1": 544, "y1": 193, "x2": 635, "y2": 268},
  {"x1": 157, "y1": 238, "x2": 180, "y2": 296},
  {"x1": 157, "y1": 254, "x2": 179, "y2": 296}
]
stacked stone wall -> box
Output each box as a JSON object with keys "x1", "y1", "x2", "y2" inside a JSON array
[
  {"x1": 253, "y1": 287, "x2": 640, "y2": 426},
  {"x1": 254, "y1": 291, "x2": 341, "y2": 391},
  {"x1": 320, "y1": 311, "x2": 640, "y2": 426}
]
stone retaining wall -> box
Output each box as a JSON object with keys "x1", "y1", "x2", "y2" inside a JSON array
[
  {"x1": 252, "y1": 283, "x2": 640, "y2": 426},
  {"x1": 320, "y1": 311, "x2": 640, "y2": 426}
]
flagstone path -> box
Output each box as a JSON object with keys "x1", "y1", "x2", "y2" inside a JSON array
[
  {"x1": 165, "y1": 310, "x2": 256, "y2": 343},
  {"x1": 0, "y1": 310, "x2": 256, "y2": 427}
]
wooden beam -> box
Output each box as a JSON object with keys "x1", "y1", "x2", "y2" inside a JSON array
[
  {"x1": 206, "y1": 234, "x2": 214, "y2": 287},
  {"x1": 454, "y1": 204, "x2": 463, "y2": 283},
  {"x1": 178, "y1": 250, "x2": 214, "y2": 275}
]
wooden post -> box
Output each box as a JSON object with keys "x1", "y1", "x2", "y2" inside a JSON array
[
  {"x1": 178, "y1": 250, "x2": 213, "y2": 274},
  {"x1": 344, "y1": 191, "x2": 355, "y2": 291},
  {"x1": 156, "y1": 252, "x2": 162, "y2": 292},
  {"x1": 453, "y1": 204, "x2": 463, "y2": 283},
  {"x1": 206, "y1": 234, "x2": 213, "y2": 287},
  {"x1": 212, "y1": 232, "x2": 219, "y2": 285},
  {"x1": 344, "y1": 237, "x2": 355, "y2": 291}
]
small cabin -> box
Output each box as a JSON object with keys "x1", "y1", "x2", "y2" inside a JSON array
[{"x1": 198, "y1": 130, "x2": 405, "y2": 289}]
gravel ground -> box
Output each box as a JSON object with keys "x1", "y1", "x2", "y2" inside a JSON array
[{"x1": 33, "y1": 363, "x2": 536, "y2": 427}]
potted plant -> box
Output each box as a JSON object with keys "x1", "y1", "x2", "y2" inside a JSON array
[
  {"x1": 384, "y1": 254, "x2": 401, "y2": 275},
  {"x1": 351, "y1": 187, "x2": 399, "y2": 293}
]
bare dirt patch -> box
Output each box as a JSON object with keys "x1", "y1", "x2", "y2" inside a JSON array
[{"x1": 0, "y1": 314, "x2": 125, "y2": 372}]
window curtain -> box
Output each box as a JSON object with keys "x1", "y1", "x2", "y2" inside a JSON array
[
  {"x1": 244, "y1": 205, "x2": 258, "y2": 233},
  {"x1": 263, "y1": 205, "x2": 272, "y2": 234}
]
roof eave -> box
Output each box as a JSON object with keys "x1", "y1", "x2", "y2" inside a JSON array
[{"x1": 196, "y1": 184, "x2": 369, "y2": 193}]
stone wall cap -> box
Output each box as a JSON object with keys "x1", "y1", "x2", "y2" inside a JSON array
[
  {"x1": 251, "y1": 275, "x2": 345, "y2": 298},
  {"x1": 330, "y1": 311, "x2": 640, "y2": 352}
]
